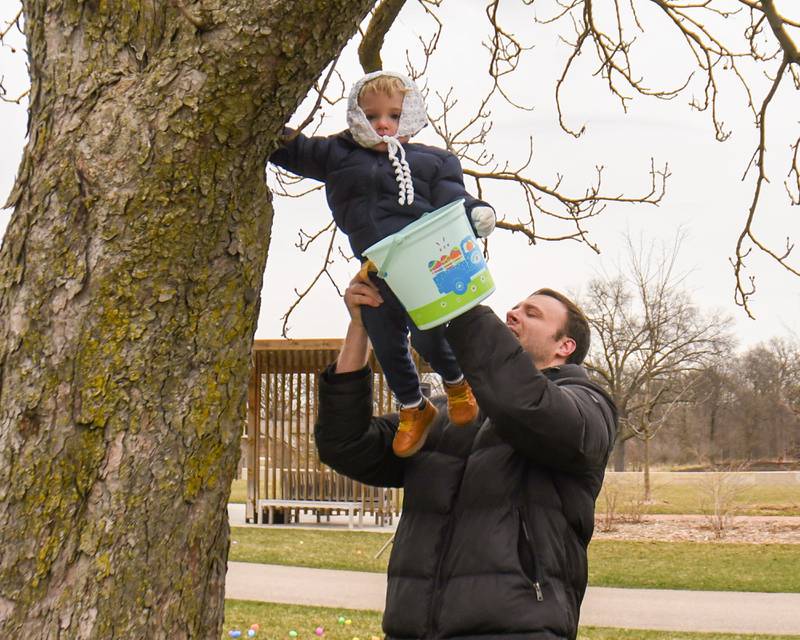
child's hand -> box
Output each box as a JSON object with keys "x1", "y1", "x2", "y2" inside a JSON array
[{"x1": 470, "y1": 206, "x2": 496, "y2": 237}]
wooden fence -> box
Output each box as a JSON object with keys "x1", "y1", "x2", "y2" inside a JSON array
[{"x1": 245, "y1": 339, "x2": 432, "y2": 525}]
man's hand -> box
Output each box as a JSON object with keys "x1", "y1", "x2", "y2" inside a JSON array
[
  {"x1": 336, "y1": 271, "x2": 384, "y2": 373},
  {"x1": 346, "y1": 268, "x2": 383, "y2": 327}
]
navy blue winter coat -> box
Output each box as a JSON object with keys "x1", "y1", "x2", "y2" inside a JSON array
[
  {"x1": 315, "y1": 306, "x2": 618, "y2": 640},
  {"x1": 270, "y1": 130, "x2": 492, "y2": 258}
]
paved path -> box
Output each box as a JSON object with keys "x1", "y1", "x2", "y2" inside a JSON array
[{"x1": 226, "y1": 562, "x2": 800, "y2": 635}]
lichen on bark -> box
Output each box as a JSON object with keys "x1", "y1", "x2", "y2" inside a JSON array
[{"x1": 0, "y1": 0, "x2": 376, "y2": 636}]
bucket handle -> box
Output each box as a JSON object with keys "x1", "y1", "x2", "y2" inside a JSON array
[{"x1": 375, "y1": 235, "x2": 405, "y2": 279}]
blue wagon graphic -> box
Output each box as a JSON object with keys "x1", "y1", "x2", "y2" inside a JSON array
[{"x1": 428, "y1": 237, "x2": 485, "y2": 295}]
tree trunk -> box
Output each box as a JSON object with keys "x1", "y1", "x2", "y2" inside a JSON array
[
  {"x1": 613, "y1": 438, "x2": 626, "y2": 471},
  {"x1": 643, "y1": 435, "x2": 651, "y2": 501},
  {"x1": 0, "y1": 1, "x2": 373, "y2": 637},
  {"x1": 708, "y1": 403, "x2": 718, "y2": 463}
]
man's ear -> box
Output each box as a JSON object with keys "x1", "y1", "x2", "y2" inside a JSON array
[{"x1": 557, "y1": 337, "x2": 576, "y2": 360}]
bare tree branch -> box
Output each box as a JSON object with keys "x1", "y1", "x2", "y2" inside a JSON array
[
  {"x1": 358, "y1": 0, "x2": 408, "y2": 73},
  {"x1": 283, "y1": 53, "x2": 344, "y2": 143},
  {"x1": 533, "y1": 0, "x2": 799, "y2": 315},
  {"x1": 732, "y1": 56, "x2": 798, "y2": 318},
  {"x1": 0, "y1": 7, "x2": 21, "y2": 43},
  {"x1": 0, "y1": 7, "x2": 26, "y2": 104},
  {"x1": 280, "y1": 222, "x2": 344, "y2": 337}
]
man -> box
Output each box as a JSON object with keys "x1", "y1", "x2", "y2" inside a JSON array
[{"x1": 314, "y1": 275, "x2": 617, "y2": 640}]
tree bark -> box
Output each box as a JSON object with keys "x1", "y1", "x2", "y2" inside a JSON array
[
  {"x1": 0, "y1": 1, "x2": 374, "y2": 637},
  {"x1": 613, "y1": 437, "x2": 626, "y2": 471},
  {"x1": 358, "y1": 0, "x2": 407, "y2": 73},
  {"x1": 643, "y1": 435, "x2": 651, "y2": 501}
]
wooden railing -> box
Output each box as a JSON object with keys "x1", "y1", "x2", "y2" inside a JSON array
[{"x1": 245, "y1": 339, "x2": 431, "y2": 525}]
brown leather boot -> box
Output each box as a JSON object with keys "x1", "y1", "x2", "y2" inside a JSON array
[
  {"x1": 445, "y1": 378, "x2": 479, "y2": 426},
  {"x1": 357, "y1": 259, "x2": 378, "y2": 283},
  {"x1": 393, "y1": 399, "x2": 438, "y2": 458}
]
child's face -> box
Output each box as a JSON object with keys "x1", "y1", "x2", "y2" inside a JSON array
[{"x1": 359, "y1": 90, "x2": 409, "y2": 150}]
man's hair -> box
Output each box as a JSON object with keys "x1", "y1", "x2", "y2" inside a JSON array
[
  {"x1": 358, "y1": 75, "x2": 408, "y2": 103},
  {"x1": 532, "y1": 288, "x2": 591, "y2": 365}
]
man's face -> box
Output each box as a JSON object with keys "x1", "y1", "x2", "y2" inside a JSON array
[
  {"x1": 506, "y1": 294, "x2": 575, "y2": 369},
  {"x1": 359, "y1": 90, "x2": 408, "y2": 151}
]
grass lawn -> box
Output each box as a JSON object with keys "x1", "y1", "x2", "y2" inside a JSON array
[
  {"x1": 223, "y1": 600, "x2": 800, "y2": 640},
  {"x1": 230, "y1": 528, "x2": 392, "y2": 573},
  {"x1": 230, "y1": 474, "x2": 800, "y2": 515},
  {"x1": 230, "y1": 478, "x2": 247, "y2": 504},
  {"x1": 596, "y1": 478, "x2": 800, "y2": 517},
  {"x1": 588, "y1": 540, "x2": 800, "y2": 592},
  {"x1": 229, "y1": 528, "x2": 800, "y2": 593}
]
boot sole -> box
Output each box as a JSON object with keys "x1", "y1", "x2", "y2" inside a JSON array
[
  {"x1": 448, "y1": 409, "x2": 479, "y2": 426},
  {"x1": 393, "y1": 419, "x2": 434, "y2": 458}
]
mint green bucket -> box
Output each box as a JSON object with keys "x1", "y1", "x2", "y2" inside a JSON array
[{"x1": 362, "y1": 199, "x2": 495, "y2": 330}]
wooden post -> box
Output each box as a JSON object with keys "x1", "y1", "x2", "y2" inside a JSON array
[
  {"x1": 245, "y1": 339, "x2": 415, "y2": 524},
  {"x1": 246, "y1": 352, "x2": 258, "y2": 523}
]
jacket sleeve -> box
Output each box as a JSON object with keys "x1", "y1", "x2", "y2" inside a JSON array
[
  {"x1": 269, "y1": 128, "x2": 336, "y2": 182},
  {"x1": 445, "y1": 306, "x2": 615, "y2": 473},
  {"x1": 430, "y1": 153, "x2": 495, "y2": 234},
  {"x1": 314, "y1": 364, "x2": 405, "y2": 487}
]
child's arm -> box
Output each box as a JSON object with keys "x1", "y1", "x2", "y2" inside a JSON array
[
  {"x1": 269, "y1": 128, "x2": 338, "y2": 182},
  {"x1": 431, "y1": 153, "x2": 496, "y2": 237}
]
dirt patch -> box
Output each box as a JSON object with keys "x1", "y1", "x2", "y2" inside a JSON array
[{"x1": 593, "y1": 515, "x2": 800, "y2": 544}]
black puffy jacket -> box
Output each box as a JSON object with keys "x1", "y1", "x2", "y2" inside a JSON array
[
  {"x1": 270, "y1": 130, "x2": 492, "y2": 258},
  {"x1": 315, "y1": 306, "x2": 617, "y2": 640}
]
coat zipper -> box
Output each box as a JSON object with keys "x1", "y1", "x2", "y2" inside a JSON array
[
  {"x1": 518, "y1": 507, "x2": 544, "y2": 602},
  {"x1": 425, "y1": 514, "x2": 457, "y2": 638}
]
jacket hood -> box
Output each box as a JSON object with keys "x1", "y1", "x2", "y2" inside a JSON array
[
  {"x1": 346, "y1": 71, "x2": 428, "y2": 148},
  {"x1": 544, "y1": 364, "x2": 618, "y2": 421}
]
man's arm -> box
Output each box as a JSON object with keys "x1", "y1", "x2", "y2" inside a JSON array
[
  {"x1": 446, "y1": 306, "x2": 615, "y2": 473},
  {"x1": 314, "y1": 274, "x2": 404, "y2": 487},
  {"x1": 334, "y1": 274, "x2": 383, "y2": 373}
]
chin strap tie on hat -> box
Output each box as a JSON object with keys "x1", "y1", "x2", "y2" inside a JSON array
[{"x1": 384, "y1": 136, "x2": 414, "y2": 205}]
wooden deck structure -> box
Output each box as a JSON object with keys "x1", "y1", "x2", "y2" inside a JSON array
[{"x1": 245, "y1": 339, "x2": 432, "y2": 525}]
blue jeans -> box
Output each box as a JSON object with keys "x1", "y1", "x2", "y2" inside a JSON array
[{"x1": 361, "y1": 277, "x2": 462, "y2": 406}]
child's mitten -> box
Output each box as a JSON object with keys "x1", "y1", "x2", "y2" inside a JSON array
[{"x1": 470, "y1": 206, "x2": 496, "y2": 237}]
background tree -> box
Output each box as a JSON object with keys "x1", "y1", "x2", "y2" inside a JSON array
[
  {"x1": 581, "y1": 233, "x2": 732, "y2": 496},
  {"x1": 731, "y1": 338, "x2": 800, "y2": 461}
]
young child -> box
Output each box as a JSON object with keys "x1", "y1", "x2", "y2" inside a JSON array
[{"x1": 270, "y1": 70, "x2": 496, "y2": 458}]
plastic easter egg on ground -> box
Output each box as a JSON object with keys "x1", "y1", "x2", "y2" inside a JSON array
[
  {"x1": 251, "y1": 624, "x2": 260, "y2": 631},
  {"x1": 229, "y1": 632, "x2": 242, "y2": 639},
  {"x1": 345, "y1": 619, "x2": 352, "y2": 625},
  {"x1": 289, "y1": 631, "x2": 298, "y2": 638},
  {"x1": 248, "y1": 631, "x2": 256, "y2": 638},
  {"x1": 315, "y1": 627, "x2": 324, "y2": 636},
  {"x1": 338, "y1": 616, "x2": 346, "y2": 625}
]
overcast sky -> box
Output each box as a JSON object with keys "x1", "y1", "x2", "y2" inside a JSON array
[{"x1": 1, "y1": 1, "x2": 798, "y2": 350}]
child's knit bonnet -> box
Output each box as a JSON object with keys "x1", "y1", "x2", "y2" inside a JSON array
[{"x1": 346, "y1": 71, "x2": 428, "y2": 206}]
